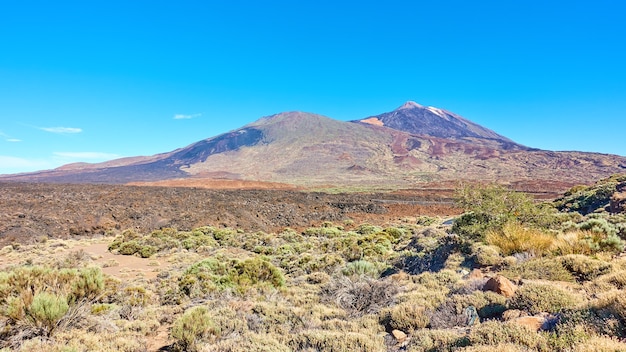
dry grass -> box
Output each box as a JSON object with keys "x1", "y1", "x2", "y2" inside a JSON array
[{"x1": 485, "y1": 221, "x2": 555, "y2": 256}]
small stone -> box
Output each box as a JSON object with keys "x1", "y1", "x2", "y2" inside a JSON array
[
  {"x1": 468, "y1": 269, "x2": 484, "y2": 279},
  {"x1": 391, "y1": 329, "x2": 407, "y2": 343}
]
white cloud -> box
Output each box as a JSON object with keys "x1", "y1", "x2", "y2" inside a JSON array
[
  {"x1": 53, "y1": 152, "x2": 120, "y2": 160},
  {"x1": 0, "y1": 156, "x2": 51, "y2": 174},
  {"x1": 40, "y1": 127, "x2": 83, "y2": 134},
  {"x1": 174, "y1": 113, "x2": 201, "y2": 120},
  {"x1": 7, "y1": 139, "x2": 21, "y2": 142}
]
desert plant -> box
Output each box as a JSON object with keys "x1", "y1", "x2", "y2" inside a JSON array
[
  {"x1": 454, "y1": 184, "x2": 557, "y2": 240},
  {"x1": 468, "y1": 320, "x2": 549, "y2": 350},
  {"x1": 322, "y1": 276, "x2": 398, "y2": 317},
  {"x1": 559, "y1": 254, "x2": 612, "y2": 282},
  {"x1": 509, "y1": 283, "x2": 579, "y2": 315},
  {"x1": 171, "y1": 306, "x2": 219, "y2": 351},
  {"x1": 501, "y1": 257, "x2": 575, "y2": 282},
  {"x1": 288, "y1": 330, "x2": 385, "y2": 352},
  {"x1": 379, "y1": 302, "x2": 429, "y2": 332},
  {"x1": 485, "y1": 221, "x2": 556, "y2": 256}
]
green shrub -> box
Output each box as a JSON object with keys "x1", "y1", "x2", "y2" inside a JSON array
[
  {"x1": 28, "y1": 292, "x2": 69, "y2": 337},
  {"x1": 172, "y1": 306, "x2": 219, "y2": 352},
  {"x1": 341, "y1": 260, "x2": 381, "y2": 278},
  {"x1": 509, "y1": 283, "x2": 579, "y2": 314},
  {"x1": 179, "y1": 256, "x2": 285, "y2": 297},
  {"x1": 454, "y1": 184, "x2": 557, "y2": 240}
]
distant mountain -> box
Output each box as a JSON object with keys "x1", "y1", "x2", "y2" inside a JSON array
[
  {"x1": 2, "y1": 103, "x2": 625, "y2": 189},
  {"x1": 356, "y1": 101, "x2": 524, "y2": 149}
]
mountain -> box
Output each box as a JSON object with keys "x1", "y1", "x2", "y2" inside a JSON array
[
  {"x1": 2, "y1": 102, "x2": 625, "y2": 189},
  {"x1": 357, "y1": 101, "x2": 525, "y2": 149}
]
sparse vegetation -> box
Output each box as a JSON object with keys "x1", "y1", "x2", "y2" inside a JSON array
[{"x1": 2, "y1": 175, "x2": 626, "y2": 350}]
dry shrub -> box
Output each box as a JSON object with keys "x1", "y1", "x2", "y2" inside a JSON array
[
  {"x1": 571, "y1": 336, "x2": 626, "y2": 352},
  {"x1": 468, "y1": 320, "x2": 549, "y2": 350},
  {"x1": 593, "y1": 269, "x2": 626, "y2": 290},
  {"x1": 322, "y1": 276, "x2": 398, "y2": 317},
  {"x1": 559, "y1": 254, "x2": 612, "y2": 282},
  {"x1": 500, "y1": 257, "x2": 575, "y2": 282},
  {"x1": 590, "y1": 290, "x2": 626, "y2": 336},
  {"x1": 379, "y1": 302, "x2": 429, "y2": 333},
  {"x1": 428, "y1": 299, "x2": 475, "y2": 329},
  {"x1": 407, "y1": 328, "x2": 468, "y2": 352},
  {"x1": 457, "y1": 344, "x2": 528, "y2": 352},
  {"x1": 287, "y1": 330, "x2": 386, "y2": 352},
  {"x1": 202, "y1": 333, "x2": 290, "y2": 352},
  {"x1": 509, "y1": 283, "x2": 579, "y2": 315},
  {"x1": 486, "y1": 221, "x2": 555, "y2": 256}
]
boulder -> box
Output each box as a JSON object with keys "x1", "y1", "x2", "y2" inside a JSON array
[
  {"x1": 512, "y1": 316, "x2": 546, "y2": 331},
  {"x1": 483, "y1": 275, "x2": 516, "y2": 298}
]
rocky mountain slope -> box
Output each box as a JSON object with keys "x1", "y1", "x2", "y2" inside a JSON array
[{"x1": 2, "y1": 102, "x2": 625, "y2": 189}]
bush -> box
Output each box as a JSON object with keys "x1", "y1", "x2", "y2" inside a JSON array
[
  {"x1": 501, "y1": 257, "x2": 575, "y2": 282},
  {"x1": 454, "y1": 184, "x2": 557, "y2": 240},
  {"x1": 379, "y1": 302, "x2": 429, "y2": 333},
  {"x1": 288, "y1": 330, "x2": 385, "y2": 352},
  {"x1": 468, "y1": 320, "x2": 549, "y2": 350},
  {"x1": 407, "y1": 329, "x2": 468, "y2": 351},
  {"x1": 28, "y1": 292, "x2": 69, "y2": 337},
  {"x1": 179, "y1": 256, "x2": 285, "y2": 297},
  {"x1": 341, "y1": 260, "x2": 381, "y2": 278},
  {"x1": 469, "y1": 243, "x2": 502, "y2": 267},
  {"x1": 171, "y1": 306, "x2": 219, "y2": 351},
  {"x1": 559, "y1": 255, "x2": 612, "y2": 282},
  {"x1": 323, "y1": 276, "x2": 398, "y2": 317},
  {"x1": 486, "y1": 221, "x2": 555, "y2": 256},
  {"x1": 509, "y1": 283, "x2": 579, "y2": 314}
]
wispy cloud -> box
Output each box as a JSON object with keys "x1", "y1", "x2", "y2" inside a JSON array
[
  {"x1": 40, "y1": 127, "x2": 83, "y2": 134},
  {"x1": 53, "y1": 152, "x2": 120, "y2": 160},
  {"x1": 0, "y1": 156, "x2": 51, "y2": 174},
  {"x1": 0, "y1": 130, "x2": 21, "y2": 142},
  {"x1": 174, "y1": 113, "x2": 202, "y2": 120}
]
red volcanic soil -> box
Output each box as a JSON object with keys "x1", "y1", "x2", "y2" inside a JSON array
[{"x1": 127, "y1": 178, "x2": 300, "y2": 190}]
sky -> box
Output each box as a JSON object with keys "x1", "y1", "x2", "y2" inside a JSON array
[{"x1": 1, "y1": 0, "x2": 625, "y2": 175}]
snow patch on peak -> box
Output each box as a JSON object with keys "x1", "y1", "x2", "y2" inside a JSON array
[
  {"x1": 397, "y1": 101, "x2": 424, "y2": 110},
  {"x1": 426, "y1": 106, "x2": 450, "y2": 119}
]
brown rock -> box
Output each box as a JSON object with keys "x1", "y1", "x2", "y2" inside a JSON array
[
  {"x1": 391, "y1": 329, "x2": 407, "y2": 343},
  {"x1": 610, "y1": 191, "x2": 626, "y2": 214},
  {"x1": 483, "y1": 275, "x2": 517, "y2": 298},
  {"x1": 468, "y1": 269, "x2": 484, "y2": 280},
  {"x1": 502, "y1": 309, "x2": 524, "y2": 321},
  {"x1": 512, "y1": 316, "x2": 546, "y2": 331}
]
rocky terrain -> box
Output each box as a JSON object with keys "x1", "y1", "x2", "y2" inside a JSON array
[{"x1": 0, "y1": 182, "x2": 462, "y2": 247}]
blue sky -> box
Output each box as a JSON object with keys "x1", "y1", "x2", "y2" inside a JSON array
[{"x1": 1, "y1": 1, "x2": 625, "y2": 174}]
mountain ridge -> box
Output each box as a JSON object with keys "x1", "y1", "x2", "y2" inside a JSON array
[{"x1": 1, "y1": 102, "x2": 625, "y2": 189}]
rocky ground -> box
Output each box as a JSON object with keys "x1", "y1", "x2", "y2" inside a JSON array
[{"x1": 0, "y1": 182, "x2": 462, "y2": 246}]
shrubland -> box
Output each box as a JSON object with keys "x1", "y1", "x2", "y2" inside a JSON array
[{"x1": 1, "y1": 174, "x2": 626, "y2": 351}]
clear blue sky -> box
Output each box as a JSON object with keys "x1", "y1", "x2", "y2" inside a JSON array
[{"x1": 1, "y1": 0, "x2": 625, "y2": 174}]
